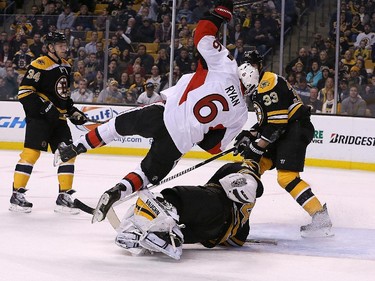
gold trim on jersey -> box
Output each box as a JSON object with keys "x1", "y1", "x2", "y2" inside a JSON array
[
  {"x1": 288, "y1": 102, "x2": 303, "y2": 119},
  {"x1": 31, "y1": 56, "x2": 70, "y2": 71},
  {"x1": 258, "y1": 72, "x2": 278, "y2": 94},
  {"x1": 18, "y1": 86, "x2": 36, "y2": 99}
]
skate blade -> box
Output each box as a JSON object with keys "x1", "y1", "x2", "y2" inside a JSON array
[
  {"x1": 54, "y1": 205, "x2": 80, "y2": 215},
  {"x1": 91, "y1": 193, "x2": 110, "y2": 224},
  {"x1": 301, "y1": 227, "x2": 334, "y2": 238},
  {"x1": 53, "y1": 150, "x2": 63, "y2": 167},
  {"x1": 9, "y1": 204, "x2": 32, "y2": 213}
]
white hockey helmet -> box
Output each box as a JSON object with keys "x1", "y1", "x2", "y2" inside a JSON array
[
  {"x1": 238, "y1": 63, "x2": 259, "y2": 96},
  {"x1": 219, "y1": 173, "x2": 258, "y2": 204}
]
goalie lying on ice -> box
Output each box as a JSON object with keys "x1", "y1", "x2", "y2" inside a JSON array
[{"x1": 115, "y1": 159, "x2": 264, "y2": 260}]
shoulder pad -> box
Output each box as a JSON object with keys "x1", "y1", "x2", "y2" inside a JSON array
[
  {"x1": 30, "y1": 56, "x2": 54, "y2": 70},
  {"x1": 258, "y1": 72, "x2": 278, "y2": 93}
]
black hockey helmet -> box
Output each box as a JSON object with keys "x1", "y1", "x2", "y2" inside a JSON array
[
  {"x1": 44, "y1": 31, "x2": 66, "y2": 45},
  {"x1": 242, "y1": 50, "x2": 263, "y2": 68}
]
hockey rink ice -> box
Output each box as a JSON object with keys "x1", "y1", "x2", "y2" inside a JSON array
[{"x1": 0, "y1": 150, "x2": 374, "y2": 281}]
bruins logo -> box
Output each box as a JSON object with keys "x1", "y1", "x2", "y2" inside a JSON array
[
  {"x1": 253, "y1": 101, "x2": 264, "y2": 124},
  {"x1": 259, "y1": 80, "x2": 270, "y2": 89},
  {"x1": 56, "y1": 76, "x2": 69, "y2": 99},
  {"x1": 36, "y1": 59, "x2": 45, "y2": 65}
]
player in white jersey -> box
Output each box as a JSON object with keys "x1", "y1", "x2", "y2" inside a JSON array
[{"x1": 55, "y1": 0, "x2": 259, "y2": 222}]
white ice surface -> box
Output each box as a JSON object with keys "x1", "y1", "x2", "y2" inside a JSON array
[{"x1": 0, "y1": 150, "x2": 375, "y2": 281}]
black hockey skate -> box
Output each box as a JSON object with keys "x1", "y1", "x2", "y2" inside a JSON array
[
  {"x1": 300, "y1": 204, "x2": 334, "y2": 238},
  {"x1": 54, "y1": 142, "x2": 87, "y2": 166},
  {"x1": 92, "y1": 183, "x2": 123, "y2": 224},
  {"x1": 55, "y1": 189, "x2": 80, "y2": 215},
  {"x1": 9, "y1": 188, "x2": 33, "y2": 213}
]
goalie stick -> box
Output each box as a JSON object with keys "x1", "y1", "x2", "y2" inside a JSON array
[
  {"x1": 245, "y1": 238, "x2": 278, "y2": 245},
  {"x1": 74, "y1": 147, "x2": 236, "y2": 228}
]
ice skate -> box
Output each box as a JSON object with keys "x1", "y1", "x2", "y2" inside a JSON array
[
  {"x1": 55, "y1": 189, "x2": 80, "y2": 215},
  {"x1": 9, "y1": 188, "x2": 33, "y2": 213},
  {"x1": 300, "y1": 204, "x2": 334, "y2": 238},
  {"x1": 92, "y1": 184, "x2": 122, "y2": 223},
  {"x1": 54, "y1": 142, "x2": 87, "y2": 166}
]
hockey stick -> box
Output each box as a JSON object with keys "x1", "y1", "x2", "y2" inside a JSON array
[
  {"x1": 84, "y1": 117, "x2": 107, "y2": 124},
  {"x1": 75, "y1": 147, "x2": 236, "y2": 224},
  {"x1": 245, "y1": 238, "x2": 278, "y2": 245}
]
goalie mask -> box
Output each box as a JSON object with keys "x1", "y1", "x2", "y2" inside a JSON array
[{"x1": 238, "y1": 63, "x2": 259, "y2": 96}]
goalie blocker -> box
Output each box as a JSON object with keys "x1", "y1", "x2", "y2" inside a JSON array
[{"x1": 115, "y1": 160, "x2": 264, "y2": 259}]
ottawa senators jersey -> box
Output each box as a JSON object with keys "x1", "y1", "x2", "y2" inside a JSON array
[
  {"x1": 18, "y1": 55, "x2": 72, "y2": 116},
  {"x1": 203, "y1": 161, "x2": 264, "y2": 247},
  {"x1": 252, "y1": 71, "x2": 311, "y2": 143}
]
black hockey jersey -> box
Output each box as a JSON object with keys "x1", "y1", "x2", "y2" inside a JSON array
[
  {"x1": 203, "y1": 161, "x2": 264, "y2": 247},
  {"x1": 18, "y1": 54, "x2": 72, "y2": 119},
  {"x1": 252, "y1": 71, "x2": 311, "y2": 143}
]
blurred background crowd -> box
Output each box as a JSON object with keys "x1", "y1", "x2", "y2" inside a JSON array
[{"x1": 0, "y1": 0, "x2": 374, "y2": 117}]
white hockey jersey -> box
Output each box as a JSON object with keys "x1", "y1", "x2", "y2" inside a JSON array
[{"x1": 162, "y1": 19, "x2": 248, "y2": 155}]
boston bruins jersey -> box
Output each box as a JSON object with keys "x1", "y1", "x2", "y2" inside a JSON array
[
  {"x1": 252, "y1": 71, "x2": 311, "y2": 143},
  {"x1": 203, "y1": 161, "x2": 264, "y2": 247},
  {"x1": 18, "y1": 55, "x2": 72, "y2": 118}
]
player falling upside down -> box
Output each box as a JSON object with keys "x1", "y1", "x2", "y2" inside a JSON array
[
  {"x1": 10, "y1": 32, "x2": 87, "y2": 214},
  {"x1": 115, "y1": 159, "x2": 263, "y2": 260},
  {"x1": 55, "y1": 0, "x2": 259, "y2": 222},
  {"x1": 235, "y1": 50, "x2": 333, "y2": 238}
]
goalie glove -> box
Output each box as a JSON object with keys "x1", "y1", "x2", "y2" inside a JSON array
[
  {"x1": 212, "y1": 0, "x2": 233, "y2": 22},
  {"x1": 68, "y1": 106, "x2": 87, "y2": 125}
]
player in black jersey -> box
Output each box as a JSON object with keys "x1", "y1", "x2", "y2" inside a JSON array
[
  {"x1": 9, "y1": 32, "x2": 87, "y2": 214},
  {"x1": 115, "y1": 159, "x2": 264, "y2": 260},
  {"x1": 235, "y1": 50, "x2": 333, "y2": 238}
]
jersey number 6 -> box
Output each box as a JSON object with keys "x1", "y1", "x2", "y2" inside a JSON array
[{"x1": 193, "y1": 94, "x2": 229, "y2": 124}]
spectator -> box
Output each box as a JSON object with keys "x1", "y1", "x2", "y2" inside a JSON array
[
  {"x1": 29, "y1": 33, "x2": 43, "y2": 58},
  {"x1": 321, "y1": 89, "x2": 335, "y2": 114},
  {"x1": 155, "y1": 48, "x2": 170, "y2": 75},
  {"x1": 28, "y1": 5, "x2": 40, "y2": 26},
  {"x1": 94, "y1": 8, "x2": 109, "y2": 31},
  {"x1": 74, "y1": 4, "x2": 93, "y2": 31},
  {"x1": 95, "y1": 41, "x2": 105, "y2": 71},
  {"x1": 107, "y1": 35, "x2": 121, "y2": 57},
  {"x1": 85, "y1": 31, "x2": 98, "y2": 54},
  {"x1": 229, "y1": 23, "x2": 246, "y2": 45},
  {"x1": 191, "y1": 0, "x2": 209, "y2": 23},
  {"x1": 116, "y1": 28, "x2": 133, "y2": 53},
  {"x1": 166, "y1": 38, "x2": 183, "y2": 60},
  {"x1": 70, "y1": 38, "x2": 82, "y2": 59},
  {"x1": 31, "y1": 17, "x2": 47, "y2": 37},
  {"x1": 362, "y1": 75, "x2": 375, "y2": 116},
  {"x1": 9, "y1": 33, "x2": 27, "y2": 55},
  {"x1": 73, "y1": 48, "x2": 87, "y2": 71},
  {"x1": 348, "y1": 65, "x2": 366, "y2": 86},
  {"x1": 123, "y1": 17, "x2": 138, "y2": 43},
  {"x1": 107, "y1": 59, "x2": 120, "y2": 82},
  {"x1": 318, "y1": 76, "x2": 335, "y2": 102},
  {"x1": 71, "y1": 78, "x2": 94, "y2": 103},
  {"x1": 285, "y1": 47, "x2": 310, "y2": 75},
  {"x1": 177, "y1": 1, "x2": 193, "y2": 23},
  {"x1": 230, "y1": 38, "x2": 245, "y2": 65},
  {"x1": 57, "y1": 5, "x2": 75, "y2": 30},
  {"x1": 146, "y1": 65, "x2": 162, "y2": 93},
  {"x1": 341, "y1": 50, "x2": 357, "y2": 73},
  {"x1": 118, "y1": 49, "x2": 132, "y2": 73},
  {"x1": 88, "y1": 71, "x2": 104, "y2": 102},
  {"x1": 0, "y1": 43, "x2": 14, "y2": 68},
  {"x1": 261, "y1": 7, "x2": 279, "y2": 41},
  {"x1": 10, "y1": 14, "x2": 33, "y2": 37},
  {"x1": 247, "y1": 19, "x2": 272, "y2": 55},
  {"x1": 97, "y1": 79, "x2": 123, "y2": 104},
  {"x1": 348, "y1": 13, "x2": 364, "y2": 42},
  {"x1": 137, "y1": 82, "x2": 163, "y2": 105},
  {"x1": 136, "y1": 18, "x2": 156, "y2": 43},
  {"x1": 43, "y1": 2, "x2": 59, "y2": 28},
  {"x1": 118, "y1": 71, "x2": 131, "y2": 100},
  {"x1": 133, "y1": 44, "x2": 155, "y2": 75},
  {"x1": 157, "y1": 2, "x2": 172, "y2": 23},
  {"x1": 0, "y1": 31, "x2": 9, "y2": 51},
  {"x1": 322, "y1": 37, "x2": 335, "y2": 59},
  {"x1": 305, "y1": 87, "x2": 323, "y2": 113},
  {"x1": 354, "y1": 23, "x2": 375, "y2": 49},
  {"x1": 128, "y1": 73, "x2": 146, "y2": 99},
  {"x1": 64, "y1": 28, "x2": 75, "y2": 48},
  {"x1": 354, "y1": 38, "x2": 371, "y2": 60},
  {"x1": 311, "y1": 33, "x2": 325, "y2": 52},
  {"x1": 317, "y1": 66, "x2": 330, "y2": 91},
  {"x1": 13, "y1": 42, "x2": 34, "y2": 75},
  {"x1": 341, "y1": 84, "x2": 367, "y2": 116},
  {"x1": 318, "y1": 50, "x2": 334, "y2": 71},
  {"x1": 85, "y1": 53, "x2": 99, "y2": 81},
  {"x1": 294, "y1": 76, "x2": 311, "y2": 103},
  {"x1": 124, "y1": 91, "x2": 137, "y2": 105},
  {"x1": 306, "y1": 60, "x2": 323, "y2": 88},
  {"x1": 3, "y1": 66, "x2": 18, "y2": 99},
  {"x1": 155, "y1": 14, "x2": 172, "y2": 43},
  {"x1": 174, "y1": 47, "x2": 192, "y2": 74},
  {"x1": 338, "y1": 78, "x2": 350, "y2": 102}
]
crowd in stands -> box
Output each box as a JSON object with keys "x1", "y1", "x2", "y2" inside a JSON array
[
  {"x1": 285, "y1": 0, "x2": 375, "y2": 117},
  {"x1": 0, "y1": 0, "x2": 374, "y2": 117}
]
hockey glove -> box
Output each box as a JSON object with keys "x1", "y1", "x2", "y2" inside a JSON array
[
  {"x1": 212, "y1": 0, "x2": 233, "y2": 22},
  {"x1": 241, "y1": 142, "x2": 266, "y2": 163},
  {"x1": 233, "y1": 130, "x2": 259, "y2": 156},
  {"x1": 68, "y1": 106, "x2": 87, "y2": 125},
  {"x1": 40, "y1": 101, "x2": 60, "y2": 125}
]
